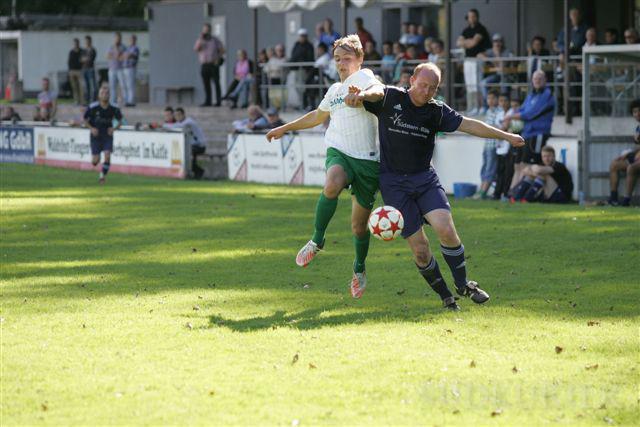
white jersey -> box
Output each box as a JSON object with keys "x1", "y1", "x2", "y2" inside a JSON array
[{"x1": 318, "y1": 68, "x2": 381, "y2": 161}]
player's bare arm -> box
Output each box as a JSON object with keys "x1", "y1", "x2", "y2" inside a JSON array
[
  {"x1": 266, "y1": 109, "x2": 330, "y2": 142},
  {"x1": 344, "y1": 85, "x2": 384, "y2": 108},
  {"x1": 457, "y1": 117, "x2": 525, "y2": 147}
]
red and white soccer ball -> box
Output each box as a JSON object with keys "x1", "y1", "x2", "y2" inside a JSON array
[{"x1": 368, "y1": 205, "x2": 404, "y2": 241}]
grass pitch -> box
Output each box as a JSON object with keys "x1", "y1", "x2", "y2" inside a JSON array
[{"x1": 1, "y1": 163, "x2": 639, "y2": 426}]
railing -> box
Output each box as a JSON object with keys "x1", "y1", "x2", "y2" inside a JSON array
[{"x1": 255, "y1": 54, "x2": 639, "y2": 116}]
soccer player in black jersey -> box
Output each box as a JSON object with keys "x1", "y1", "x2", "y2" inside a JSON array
[
  {"x1": 345, "y1": 63, "x2": 524, "y2": 310},
  {"x1": 84, "y1": 85, "x2": 122, "y2": 183}
]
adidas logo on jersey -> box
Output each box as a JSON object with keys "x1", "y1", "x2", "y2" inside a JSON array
[{"x1": 394, "y1": 104, "x2": 402, "y2": 111}]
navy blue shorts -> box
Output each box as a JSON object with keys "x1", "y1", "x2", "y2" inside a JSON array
[
  {"x1": 379, "y1": 169, "x2": 451, "y2": 238},
  {"x1": 544, "y1": 187, "x2": 569, "y2": 203},
  {"x1": 90, "y1": 137, "x2": 113, "y2": 155}
]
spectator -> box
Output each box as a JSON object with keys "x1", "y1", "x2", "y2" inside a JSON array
[
  {"x1": 406, "y1": 44, "x2": 427, "y2": 61},
  {"x1": 265, "y1": 44, "x2": 287, "y2": 85},
  {"x1": 68, "y1": 38, "x2": 84, "y2": 105},
  {"x1": 511, "y1": 146, "x2": 573, "y2": 203},
  {"x1": 418, "y1": 25, "x2": 430, "y2": 49},
  {"x1": 623, "y1": 27, "x2": 639, "y2": 44},
  {"x1": 232, "y1": 105, "x2": 268, "y2": 133},
  {"x1": 456, "y1": 8, "x2": 491, "y2": 115},
  {"x1": 256, "y1": 48, "x2": 269, "y2": 107},
  {"x1": 314, "y1": 42, "x2": 335, "y2": 81},
  {"x1": 392, "y1": 42, "x2": 407, "y2": 83},
  {"x1": 605, "y1": 28, "x2": 639, "y2": 116},
  {"x1": 319, "y1": 18, "x2": 340, "y2": 49},
  {"x1": 399, "y1": 22, "x2": 411, "y2": 45},
  {"x1": 162, "y1": 106, "x2": 175, "y2": 127},
  {"x1": 608, "y1": 99, "x2": 640, "y2": 206},
  {"x1": 81, "y1": 35, "x2": 97, "y2": 104},
  {"x1": 36, "y1": 77, "x2": 57, "y2": 121},
  {"x1": 476, "y1": 89, "x2": 501, "y2": 199},
  {"x1": 224, "y1": 49, "x2": 254, "y2": 109},
  {"x1": 527, "y1": 35, "x2": 551, "y2": 81},
  {"x1": 68, "y1": 105, "x2": 88, "y2": 127},
  {"x1": 584, "y1": 27, "x2": 597, "y2": 48},
  {"x1": 172, "y1": 107, "x2": 207, "y2": 179},
  {"x1": 405, "y1": 23, "x2": 424, "y2": 47},
  {"x1": 290, "y1": 28, "x2": 315, "y2": 111},
  {"x1": 428, "y1": 39, "x2": 444, "y2": 64},
  {"x1": 363, "y1": 40, "x2": 381, "y2": 61},
  {"x1": 494, "y1": 93, "x2": 511, "y2": 200},
  {"x1": 354, "y1": 17, "x2": 374, "y2": 48},
  {"x1": 313, "y1": 22, "x2": 324, "y2": 48},
  {"x1": 106, "y1": 32, "x2": 125, "y2": 105},
  {"x1": 122, "y1": 34, "x2": 139, "y2": 107},
  {"x1": 397, "y1": 71, "x2": 411, "y2": 89},
  {"x1": 502, "y1": 96, "x2": 524, "y2": 198},
  {"x1": 556, "y1": 8, "x2": 587, "y2": 54},
  {"x1": 479, "y1": 33, "x2": 514, "y2": 110},
  {"x1": 380, "y1": 41, "x2": 396, "y2": 83},
  {"x1": 422, "y1": 36, "x2": 433, "y2": 57},
  {"x1": 194, "y1": 23, "x2": 225, "y2": 107},
  {"x1": 503, "y1": 70, "x2": 555, "y2": 193},
  {"x1": 1, "y1": 106, "x2": 21, "y2": 121},
  {"x1": 604, "y1": 28, "x2": 619, "y2": 45},
  {"x1": 254, "y1": 107, "x2": 286, "y2": 130}
]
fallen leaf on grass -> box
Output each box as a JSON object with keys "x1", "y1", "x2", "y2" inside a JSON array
[
  {"x1": 192, "y1": 248, "x2": 198, "y2": 253},
  {"x1": 396, "y1": 289, "x2": 406, "y2": 296},
  {"x1": 599, "y1": 403, "x2": 606, "y2": 410},
  {"x1": 291, "y1": 419, "x2": 300, "y2": 427},
  {"x1": 209, "y1": 390, "x2": 215, "y2": 396},
  {"x1": 512, "y1": 366, "x2": 519, "y2": 374},
  {"x1": 585, "y1": 364, "x2": 599, "y2": 370},
  {"x1": 198, "y1": 295, "x2": 203, "y2": 299},
  {"x1": 291, "y1": 353, "x2": 299, "y2": 365},
  {"x1": 185, "y1": 322, "x2": 193, "y2": 329},
  {"x1": 452, "y1": 409, "x2": 460, "y2": 415},
  {"x1": 445, "y1": 329, "x2": 453, "y2": 334},
  {"x1": 193, "y1": 305, "x2": 200, "y2": 311},
  {"x1": 555, "y1": 346, "x2": 563, "y2": 354},
  {"x1": 587, "y1": 321, "x2": 600, "y2": 326},
  {"x1": 469, "y1": 360, "x2": 476, "y2": 368},
  {"x1": 491, "y1": 409, "x2": 502, "y2": 417},
  {"x1": 41, "y1": 402, "x2": 48, "y2": 411},
  {"x1": 603, "y1": 416, "x2": 614, "y2": 425},
  {"x1": 303, "y1": 284, "x2": 310, "y2": 289},
  {"x1": 308, "y1": 363, "x2": 317, "y2": 369},
  {"x1": 580, "y1": 345, "x2": 587, "y2": 351}
]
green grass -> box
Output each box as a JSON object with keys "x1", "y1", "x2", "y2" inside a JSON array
[{"x1": 1, "y1": 163, "x2": 639, "y2": 426}]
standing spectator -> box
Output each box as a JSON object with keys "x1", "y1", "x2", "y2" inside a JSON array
[
  {"x1": 36, "y1": 77, "x2": 57, "y2": 121},
  {"x1": 406, "y1": 23, "x2": 425, "y2": 49},
  {"x1": 81, "y1": 35, "x2": 97, "y2": 104},
  {"x1": 584, "y1": 27, "x2": 597, "y2": 48},
  {"x1": 608, "y1": 99, "x2": 640, "y2": 206},
  {"x1": 503, "y1": 70, "x2": 556, "y2": 192},
  {"x1": 106, "y1": 32, "x2": 125, "y2": 105},
  {"x1": 68, "y1": 38, "x2": 84, "y2": 105},
  {"x1": 556, "y1": 8, "x2": 587, "y2": 54},
  {"x1": 493, "y1": 93, "x2": 511, "y2": 200},
  {"x1": 122, "y1": 34, "x2": 139, "y2": 107},
  {"x1": 604, "y1": 28, "x2": 619, "y2": 45},
  {"x1": 456, "y1": 8, "x2": 491, "y2": 115},
  {"x1": 354, "y1": 17, "x2": 374, "y2": 48},
  {"x1": 313, "y1": 22, "x2": 324, "y2": 48},
  {"x1": 319, "y1": 18, "x2": 340, "y2": 50},
  {"x1": 194, "y1": 23, "x2": 225, "y2": 107},
  {"x1": 225, "y1": 49, "x2": 254, "y2": 109},
  {"x1": 173, "y1": 107, "x2": 207, "y2": 179},
  {"x1": 476, "y1": 90, "x2": 501, "y2": 199},
  {"x1": 399, "y1": 22, "x2": 411, "y2": 45},
  {"x1": 428, "y1": 39, "x2": 445, "y2": 64},
  {"x1": 479, "y1": 33, "x2": 513, "y2": 110},
  {"x1": 380, "y1": 41, "x2": 396, "y2": 83},
  {"x1": 256, "y1": 48, "x2": 269, "y2": 108},
  {"x1": 511, "y1": 146, "x2": 573, "y2": 203},
  {"x1": 527, "y1": 35, "x2": 551, "y2": 81},
  {"x1": 290, "y1": 28, "x2": 315, "y2": 111},
  {"x1": 264, "y1": 44, "x2": 287, "y2": 85},
  {"x1": 363, "y1": 40, "x2": 381, "y2": 61}
]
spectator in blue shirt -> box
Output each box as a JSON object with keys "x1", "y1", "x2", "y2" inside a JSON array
[
  {"x1": 319, "y1": 18, "x2": 340, "y2": 51},
  {"x1": 556, "y1": 8, "x2": 587, "y2": 54},
  {"x1": 122, "y1": 34, "x2": 139, "y2": 107},
  {"x1": 503, "y1": 70, "x2": 556, "y2": 190}
]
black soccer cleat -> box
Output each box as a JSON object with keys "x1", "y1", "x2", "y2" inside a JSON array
[
  {"x1": 456, "y1": 281, "x2": 490, "y2": 304},
  {"x1": 443, "y1": 296, "x2": 461, "y2": 311}
]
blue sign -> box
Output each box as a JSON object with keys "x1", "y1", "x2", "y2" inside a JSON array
[{"x1": 0, "y1": 126, "x2": 34, "y2": 164}]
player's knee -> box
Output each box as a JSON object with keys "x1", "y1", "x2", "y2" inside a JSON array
[
  {"x1": 323, "y1": 180, "x2": 343, "y2": 198},
  {"x1": 414, "y1": 247, "x2": 430, "y2": 266},
  {"x1": 351, "y1": 221, "x2": 368, "y2": 237},
  {"x1": 91, "y1": 159, "x2": 99, "y2": 166},
  {"x1": 438, "y1": 225, "x2": 459, "y2": 245},
  {"x1": 627, "y1": 162, "x2": 640, "y2": 175}
]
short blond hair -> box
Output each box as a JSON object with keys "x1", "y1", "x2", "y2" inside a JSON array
[
  {"x1": 333, "y1": 34, "x2": 364, "y2": 58},
  {"x1": 412, "y1": 62, "x2": 442, "y2": 79}
]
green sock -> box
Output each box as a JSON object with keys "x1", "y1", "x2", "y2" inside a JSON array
[
  {"x1": 353, "y1": 232, "x2": 370, "y2": 273},
  {"x1": 311, "y1": 193, "x2": 338, "y2": 246}
]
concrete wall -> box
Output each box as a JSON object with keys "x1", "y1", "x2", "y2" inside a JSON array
[{"x1": 2, "y1": 30, "x2": 149, "y2": 93}]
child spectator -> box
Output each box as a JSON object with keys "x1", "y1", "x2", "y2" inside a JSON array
[
  {"x1": 493, "y1": 93, "x2": 510, "y2": 200},
  {"x1": 380, "y1": 41, "x2": 396, "y2": 83},
  {"x1": 476, "y1": 89, "x2": 500, "y2": 199},
  {"x1": 504, "y1": 97, "x2": 524, "y2": 196}
]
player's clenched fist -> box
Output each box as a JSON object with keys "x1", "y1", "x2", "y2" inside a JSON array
[
  {"x1": 344, "y1": 85, "x2": 362, "y2": 108},
  {"x1": 507, "y1": 134, "x2": 525, "y2": 147},
  {"x1": 266, "y1": 126, "x2": 286, "y2": 142}
]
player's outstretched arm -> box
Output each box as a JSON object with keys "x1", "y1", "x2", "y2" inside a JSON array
[
  {"x1": 457, "y1": 117, "x2": 525, "y2": 147},
  {"x1": 266, "y1": 109, "x2": 329, "y2": 142},
  {"x1": 344, "y1": 85, "x2": 384, "y2": 108}
]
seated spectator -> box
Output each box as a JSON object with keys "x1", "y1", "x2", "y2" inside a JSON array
[
  {"x1": 428, "y1": 39, "x2": 445, "y2": 64},
  {"x1": 1, "y1": 106, "x2": 21, "y2": 122},
  {"x1": 355, "y1": 17, "x2": 374, "y2": 48},
  {"x1": 232, "y1": 105, "x2": 268, "y2": 133},
  {"x1": 422, "y1": 36, "x2": 433, "y2": 57},
  {"x1": 319, "y1": 18, "x2": 340, "y2": 50},
  {"x1": 604, "y1": 28, "x2": 619, "y2": 45},
  {"x1": 314, "y1": 42, "x2": 336, "y2": 82},
  {"x1": 392, "y1": 42, "x2": 407, "y2": 83},
  {"x1": 380, "y1": 41, "x2": 396, "y2": 83},
  {"x1": 527, "y1": 35, "x2": 551, "y2": 81},
  {"x1": 399, "y1": 22, "x2": 411, "y2": 45},
  {"x1": 162, "y1": 106, "x2": 175, "y2": 127},
  {"x1": 254, "y1": 107, "x2": 285, "y2": 130},
  {"x1": 623, "y1": 27, "x2": 639, "y2": 44},
  {"x1": 37, "y1": 77, "x2": 57, "y2": 121},
  {"x1": 479, "y1": 33, "x2": 514, "y2": 110},
  {"x1": 584, "y1": 27, "x2": 597, "y2": 48},
  {"x1": 405, "y1": 23, "x2": 424, "y2": 48},
  {"x1": 406, "y1": 44, "x2": 427, "y2": 61},
  {"x1": 608, "y1": 99, "x2": 640, "y2": 206},
  {"x1": 417, "y1": 25, "x2": 430, "y2": 50},
  {"x1": 503, "y1": 70, "x2": 556, "y2": 191},
  {"x1": 606, "y1": 28, "x2": 639, "y2": 116},
  {"x1": 363, "y1": 40, "x2": 381, "y2": 61},
  {"x1": 224, "y1": 49, "x2": 254, "y2": 109},
  {"x1": 511, "y1": 146, "x2": 573, "y2": 203},
  {"x1": 174, "y1": 107, "x2": 207, "y2": 179},
  {"x1": 476, "y1": 89, "x2": 501, "y2": 199}
]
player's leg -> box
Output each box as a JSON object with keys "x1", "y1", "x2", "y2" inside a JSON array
[
  {"x1": 609, "y1": 157, "x2": 627, "y2": 204},
  {"x1": 99, "y1": 150, "x2": 111, "y2": 183},
  {"x1": 296, "y1": 152, "x2": 348, "y2": 267},
  {"x1": 621, "y1": 161, "x2": 640, "y2": 206},
  {"x1": 425, "y1": 208, "x2": 489, "y2": 304},
  {"x1": 348, "y1": 197, "x2": 371, "y2": 298},
  {"x1": 541, "y1": 175, "x2": 559, "y2": 199},
  {"x1": 523, "y1": 174, "x2": 546, "y2": 202}
]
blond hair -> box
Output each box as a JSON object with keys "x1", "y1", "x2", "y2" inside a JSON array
[{"x1": 333, "y1": 34, "x2": 364, "y2": 58}]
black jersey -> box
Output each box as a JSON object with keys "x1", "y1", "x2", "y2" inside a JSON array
[
  {"x1": 84, "y1": 102, "x2": 122, "y2": 140},
  {"x1": 551, "y1": 161, "x2": 573, "y2": 199}
]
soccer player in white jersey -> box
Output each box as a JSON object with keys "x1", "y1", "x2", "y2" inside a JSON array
[{"x1": 266, "y1": 35, "x2": 382, "y2": 298}]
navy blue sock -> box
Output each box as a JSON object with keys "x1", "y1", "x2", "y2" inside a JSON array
[
  {"x1": 441, "y1": 244, "x2": 467, "y2": 290},
  {"x1": 102, "y1": 162, "x2": 110, "y2": 176},
  {"x1": 513, "y1": 177, "x2": 533, "y2": 200},
  {"x1": 524, "y1": 177, "x2": 544, "y2": 202},
  {"x1": 417, "y1": 257, "x2": 453, "y2": 300}
]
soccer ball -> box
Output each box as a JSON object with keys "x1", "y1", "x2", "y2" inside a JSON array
[{"x1": 368, "y1": 205, "x2": 404, "y2": 241}]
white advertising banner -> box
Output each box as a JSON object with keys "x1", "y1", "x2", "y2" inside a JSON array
[
  {"x1": 227, "y1": 133, "x2": 247, "y2": 181},
  {"x1": 281, "y1": 134, "x2": 304, "y2": 185},
  {"x1": 299, "y1": 135, "x2": 326, "y2": 186},
  {"x1": 245, "y1": 136, "x2": 284, "y2": 184},
  {"x1": 33, "y1": 126, "x2": 186, "y2": 178}
]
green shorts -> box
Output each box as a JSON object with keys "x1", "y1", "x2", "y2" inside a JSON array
[{"x1": 325, "y1": 147, "x2": 379, "y2": 210}]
